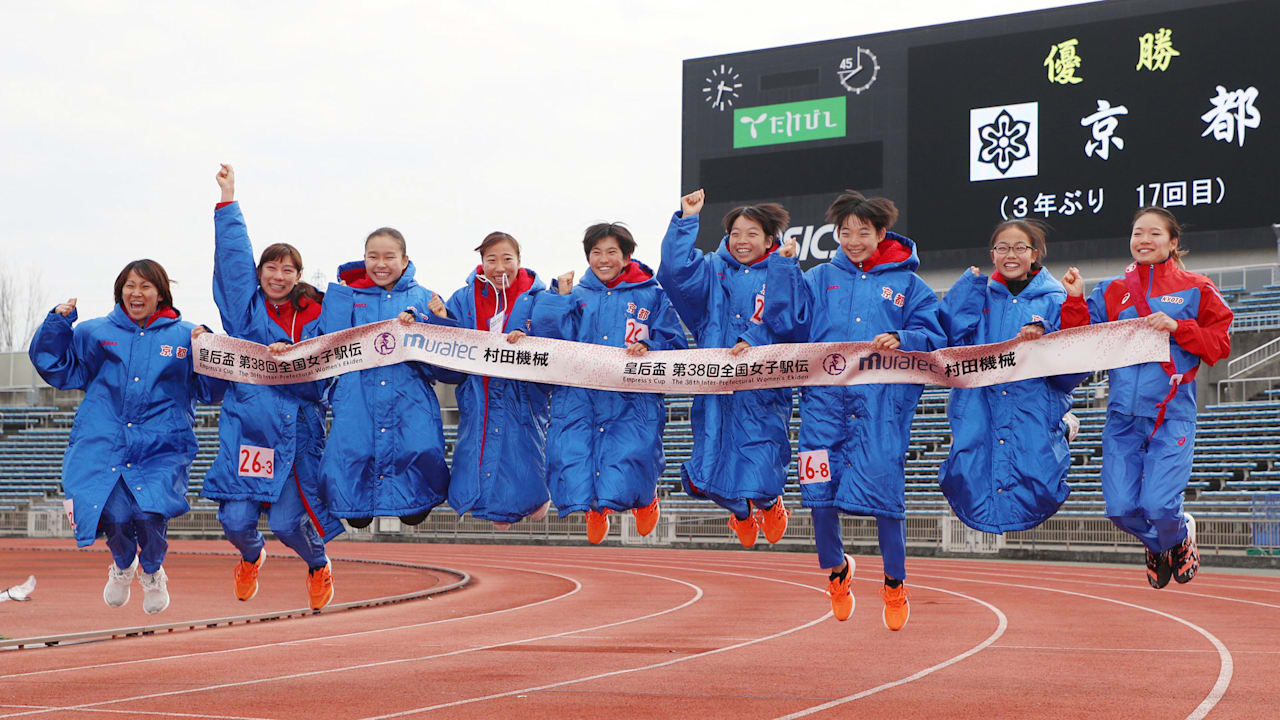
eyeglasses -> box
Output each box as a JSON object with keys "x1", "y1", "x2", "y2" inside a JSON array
[{"x1": 992, "y1": 244, "x2": 1034, "y2": 255}]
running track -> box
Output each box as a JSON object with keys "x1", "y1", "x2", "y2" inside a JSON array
[{"x1": 1, "y1": 539, "x2": 1277, "y2": 719}]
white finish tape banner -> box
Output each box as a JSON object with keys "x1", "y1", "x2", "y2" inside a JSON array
[{"x1": 192, "y1": 318, "x2": 1169, "y2": 394}]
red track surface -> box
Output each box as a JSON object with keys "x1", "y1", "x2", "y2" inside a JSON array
[{"x1": 1, "y1": 538, "x2": 1277, "y2": 719}]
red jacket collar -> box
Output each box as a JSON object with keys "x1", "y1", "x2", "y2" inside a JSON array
[
  {"x1": 857, "y1": 236, "x2": 912, "y2": 272},
  {"x1": 473, "y1": 267, "x2": 534, "y2": 331},
  {"x1": 991, "y1": 266, "x2": 1041, "y2": 287},
  {"x1": 143, "y1": 306, "x2": 178, "y2": 328},
  {"x1": 339, "y1": 265, "x2": 378, "y2": 289},
  {"x1": 604, "y1": 260, "x2": 651, "y2": 288},
  {"x1": 265, "y1": 295, "x2": 322, "y2": 342},
  {"x1": 748, "y1": 242, "x2": 777, "y2": 267}
]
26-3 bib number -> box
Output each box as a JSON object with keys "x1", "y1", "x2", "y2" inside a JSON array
[
  {"x1": 239, "y1": 445, "x2": 275, "y2": 479},
  {"x1": 798, "y1": 449, "x2": 832, "y2": 484}
]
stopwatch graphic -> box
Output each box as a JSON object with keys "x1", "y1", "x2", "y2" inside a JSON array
[{"x1": 837, "y1": 48, "x2": 879, "y2": 94}]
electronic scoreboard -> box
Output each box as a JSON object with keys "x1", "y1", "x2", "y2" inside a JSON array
[{"x1": 680, "y1": 0, "x2": 1277, "y2": 269}]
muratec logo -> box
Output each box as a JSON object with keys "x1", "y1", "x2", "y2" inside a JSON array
[
  {"x1": 734, "y1": 97, "x2": 846, "y2": 149},
  {"x1": 858, "y1": 352, "x2": 940, "y2": 374},
  {"x1": 403, "y1": 334, "x2": 480, "y2": 361}
]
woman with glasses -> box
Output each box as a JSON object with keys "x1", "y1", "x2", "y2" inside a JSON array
[{"x1": 937, "y1": 220, "x2": 1078, "y2": 535}]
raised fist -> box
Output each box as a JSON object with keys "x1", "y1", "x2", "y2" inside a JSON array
[
  {"x1": 1062, "y1": 267, "x2": 1084, "y2": 297},
  {"x1": 680, "y1": 189, "x2": 705, "y2": 218},
  {"x1": 216, "y1": 164, "x2": 235, "y2": 202},
  {"x1": 556, "y1": 271, "x2": 575, "y2": 295}
]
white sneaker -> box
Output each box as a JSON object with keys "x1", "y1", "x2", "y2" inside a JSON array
[
  {"x1": 2, "y1": 575, "x2": 36, "y2": 602},
  {"x1": 104, "y1": 557, "x2": 138, "y2": 608},
  {"x1": 139, "y1": 566, "x2": 170, "y2": 615}
]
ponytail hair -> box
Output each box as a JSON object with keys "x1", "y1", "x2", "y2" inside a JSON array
[
  {"x1": 257, "y1": 243, "x2": 323, "y2": 311},
  {"x1": 1133, "y1": 206, "x2": 1187, "y2": 268}
]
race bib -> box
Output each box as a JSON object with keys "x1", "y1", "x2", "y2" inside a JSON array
[
  {"x1": 750, "y1": 293, "x2": 765, "y2": 325},
  {"x1": 63, "y1": 498, "x2": 76, "y2": 529},
  {"x1": 798, "y1": 449, "x2": 832, "y2": 484},
  {"x1": 489, "y1": 311, "x2": 505, "y2": 333},
  {"x1": 624, "y1": 318, "x2": 650, "y2": 344},
  {"x1": 238, "y1": 445, "x2": 275, "y2": 479}
]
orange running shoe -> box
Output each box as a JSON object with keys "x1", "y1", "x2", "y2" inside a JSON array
[
  {"x1": 728, "y1": 512, "x2": 758, "y2": 548},
  {"x1": 756, "y1": 496, "x2": 791, "y2": 544},
  {"x1": 827, "y1": 555, "x2": 855, "y2": 621},
  {"x1": 632, "y1": 497, "x2": 660, "y2": 536},
  {"x1": 307, "y1": 560, "x2": 334, "y2": 610},
  {"x1": 586, "y1": 509, "x2": 612, "y2": 544},
  {"x1": 233, "y1": 551, "x2": 265, "y2": 601},
  {"x1": 1171, "y1": 512, "x2": 1200, "y2": 584},
  {"x1": 880, "y1": 581, "x2": 910, "y2": 631}
]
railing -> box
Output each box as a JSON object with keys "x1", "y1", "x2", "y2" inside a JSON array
[
  {"x1": 7, "y1": 504, "x2": 1277, "y2": 557},
  {"x1": 1216, "y1": 375, "x2": 1280, "y2": 404},
  {"x1": 1229, "y1": 336, "x2": 1280, "y2": 378},
  {"x1": 1231, "y1": 310, "x2": 1280, "y2": 333}
]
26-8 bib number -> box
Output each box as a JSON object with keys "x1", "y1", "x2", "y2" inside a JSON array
[
  {"x1": 239, "y1": 445, "x2": 275, "y2": 479},
  {"x1": 798, "y1": 449, "x2": 832, "y2": 484}
]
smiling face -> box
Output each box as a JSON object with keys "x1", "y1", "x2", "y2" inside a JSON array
[
  {"x1": 120, "y1": 270, "x2": 160, "y2": 322},
  {"x1": 728, "y1": 215, "x2": 771, "y2": 264},
  {"x1": 1130, "y1": 211, "x2": 1178, "y2": 265},
  {"x1": 837, "y1": 215, "x2": 885, "y2": 264},
  {"x1": 990, "y1": 227, "x2": 1039, "y2": 281},
  {"x1": 365, "y1": 234, "x2": 410, "y2": 289},
  {"x1": 481, "y1": 239, "x2": 520, "y2": 288},
  {"x1": 588, "y1": 236, "x2": 628, "y2": 284},
  {"x1": 259, "y1": 257, "x2": 300, "y2": 303}
]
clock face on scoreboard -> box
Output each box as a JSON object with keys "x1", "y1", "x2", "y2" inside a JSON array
[
  {"x1": 702, "y1": 65, "x2": 742, "y2": 112},
  {"x1": 681, "y1": 0, "x2": 1277, "y2": 269}
]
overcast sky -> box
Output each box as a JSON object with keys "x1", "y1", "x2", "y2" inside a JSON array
[{"x1": 0, "y1": 0, "x2": 1092, "y2": 335}]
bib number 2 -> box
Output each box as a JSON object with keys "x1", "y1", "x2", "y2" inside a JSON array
[
  {"x1": 239, "y1": 445, "x2": 275, "y2": 479},
  {"x1": 750, "y1": 293, "x2": 765, "y2": 325},
  {"x1": 624, "y1": 318, "x2": 649, "y2": 344},
  {"x1": 798, "y1": 449, "x2": 832, "y2": 484}
]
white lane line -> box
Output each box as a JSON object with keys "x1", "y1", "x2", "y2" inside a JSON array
[
  {"x1": 0, "y1": 561, "x2": 581, "y2": 680},
  {"x1": 991, "y1": 645, "x2": 1280, "y2": 655},
  {"x1": 360, "y1": 613, "x2": 832, "y2": 719},
  {"x1": 688, "y1": 555, "x2": 1280, "y2": 610},
  {"x1": 903, "y1": 560, "x2": 1280, "y2": 593},
  {"x1": 363, "y1": 557, "x2": 1006, "y2": 720},
  {"x1": 0, "y1": 564, "x2": 703, "y2": 719},
  {"x1": 354, "y1": 564, "x2": 832, "y2": 719},
  {"x1": 663, "y1": 555, "x2": 1233, "y2": 720},
  {"x1": 569, "y1": 559, "x2": 1009, "y2": 720},
  {"x1": 905, "y1": 570, "x2": 1234, "y2": 720},
  {"x1": 897, "y1": 563, "x2": 1280, "y2": 605},
  {"x1": 0, "y1": 705, "x2": 276, "y2": 720}
]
